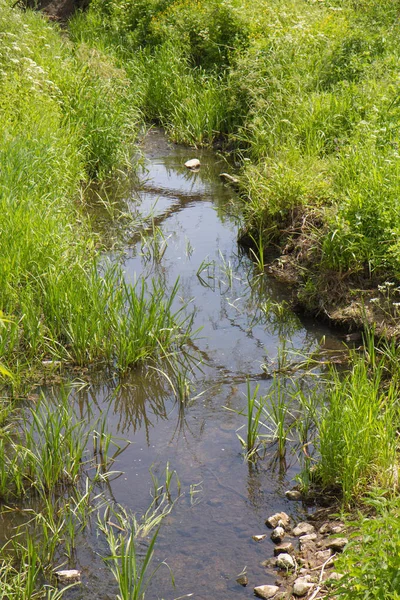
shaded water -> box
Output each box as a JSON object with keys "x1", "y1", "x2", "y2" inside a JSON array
[{"x1": 50, "y1": 131, "x2": 344, "y2": 598}]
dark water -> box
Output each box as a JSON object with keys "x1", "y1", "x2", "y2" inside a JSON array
[{"x1": 52, "y1": 131, "x2": 345, "y2": 598}]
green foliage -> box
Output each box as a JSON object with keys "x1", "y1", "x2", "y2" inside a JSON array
[{"x1": 333, "y1": 493, "x2": 400, "y2": 599}]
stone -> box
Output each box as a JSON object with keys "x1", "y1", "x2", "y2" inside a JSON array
[
  {"x1": 315, "y1": 549, "x2": 332, "y2": 563},
  {"x1": 319, "y1": 522, "x2": 344, "y2": 535},
  {"x1": 275, "y1": 553, "x2": 295, "y2": 570},
  {"x1": 325, "y1": 537, "x2": 348, "y2": 552},
  {"x1": 253, "y1": 534, "x2": 267, "y2": 542},
  {"x1": 219, "y1": 172, "x2": 239, "y2": 186},
  {"x1": 299, "y1": 533, "x2": 317, "y2": 544},
  {"x1": 237, "y1": 574, "x2": 249, "y2": 586},
  {"x1": 266, "y1": 512, "x2": 291, "y2": 530},
  {"x1": 293, "y1": 522, "x2": 315, "y2": 537},
  {"x1": 293, "y1": 577, "x2": 314, "y2": 597},
  {"x1": 184, "y1": 158, "x2": 200, "y2": 170},
  {"x1": 273, "y1": 542, "x2": 294, "y2": 556},
  {"x1": 285, "y1": 489, "x2": 302, "y2": 501},
  {"x1": 326, "y1": 572, "x2": 344, "y2": 582},
  {"x1": 260, "y1": 559, "x2": 275, "y2": 568},
  {"x1": 254, "y1": 584, "x2": 280, "y2": 599},
  {"x1": 271, "y1": 526, "x2": 285, "y2": 543},
  {"x1": 55, "y1": 570, "x2": 81, "y2": 584}
]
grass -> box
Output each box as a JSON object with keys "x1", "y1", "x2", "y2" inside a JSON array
[{"x1": 69, "y1": 0, "x2": 400, "y2": 311}]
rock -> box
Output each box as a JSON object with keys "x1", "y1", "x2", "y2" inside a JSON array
[
  {"x1": 254, "y1": 584, "x2": 280, "y2": 599},
  {"x1": 293, "y1": 577, "x2": 314, "y2": 597},
  {"x1": 266, "y1": 512, "x2": 291, "y2": 530},
  {"x1": 325, "y1": 537, "x2": 348, "y2": 552},
  {"x1": 319, "y1": 522, "x2": 344, "y2": 535},
  {"x1": 253, "y1": 534, "x2": 267, "y2": 542},
  {"x1": 285, "y1": 489, "x2": 302, "y2": 501},
  {"x1": 260, "y1": 559, "x2": 275, "y2": 568},
  {"x1": 184, "y1": 158, "x2": 200, "y2": 170},
  {"x1": 293, "y1": 522, "x2": 315, "y2": 537},
  {"x1": 55, "y1": 570, "x2": 81, "y2": 584},
  {"x1": 237, "y1": 574, "x2": 248, "y2": 586},
  {"x1": 275, "y1": 553, "x2": 295, "y2": 570},
  {"x1": 273, "y1": 542, "x2": 294, "y2": 556},
  {"x1": 326, "y1": 572, "x2": 344, "y2": 582},
  {"x1": 299, "y1": 533, "x2": 317, "y2": 544},
  {"x1": 315, "y1": 549, "x2": 332, "y2": 563},
  {"x1": 219, "y1": 172, "x2": 239, "y2": 186},
  {"x1": 271, "y1": 526, "x2": 285, "y2": 543}
]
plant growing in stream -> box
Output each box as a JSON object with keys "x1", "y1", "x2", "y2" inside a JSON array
[{"x1": 98, "y1": 503, "x2": 174, "y2": 600}]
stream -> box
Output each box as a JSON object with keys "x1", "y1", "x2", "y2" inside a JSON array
[{"x1": 48, "y1": 130, "x2": 345, "y2": 598}]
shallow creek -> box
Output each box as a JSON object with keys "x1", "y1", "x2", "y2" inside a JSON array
[{"x1": 55, "y1": 131, "x2": 345, "y2": 598}]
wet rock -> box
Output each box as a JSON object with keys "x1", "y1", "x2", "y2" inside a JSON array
[
  {"x1": 293, "y1": 576, "x2": 314, "y2": 597},
  {"x1": 254, "y1": 584, "x2": 280, "y2": 599},
  {"x1": 266, "y1": 512, "x2": 290, "y2": 530},
  {"x1": 285, "y1": 489, "x2": 302, "y2": 501},
  {"x1": 184, "y1": 158, "x2": 200, "y2": 170},
  {"x1": 275, "y1": 553, "x2": 295, "y2": 570},
  {"x1": 55, "y1": 570, "x2": 81, "y2": 584},
  {"x1": 293, "y1": 522, "x2": 315, "y2": 537},
  {"x1": 325, "y1": 537, "x2": 348, "y2": 552},
  {"x1": 253, "y1": 534, "x2": 267, "y2": 542},
  {"x1": 260, "y1": 559, "x2": 276, "y2": 568},
  {"x1": 219, "y1": 172, "x2": 239, "y2": 186},
  {"x1": 271, "y1": 526, "x2": 286, "y2": 543},
  {"x1": 237, "y1": 574, "x2": 249, "y2": 586},
  {"x1": 273, "y1": 542, "x2": 294, "y2": 556}
]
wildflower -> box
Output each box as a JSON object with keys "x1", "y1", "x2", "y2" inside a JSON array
[{"x1": 369, "y1": 298, "x2": 379, "y2": 303}]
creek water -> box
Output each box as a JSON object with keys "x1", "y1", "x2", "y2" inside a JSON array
[{"x1": 54, "y1": 131, "x2": 344, "y2": 598}]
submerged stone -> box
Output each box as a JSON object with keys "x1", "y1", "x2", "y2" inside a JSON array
[
  {"x1": 237, "y1": 574, "x2": 249, "y2": 586},
  {"x1": 55, "y1": 570, "x2": 81, "y2": 584}
]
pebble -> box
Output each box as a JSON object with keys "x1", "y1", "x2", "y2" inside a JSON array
[
  {"x1": 285, "y1": 489, "x2": 302, "y2": 501},
  {"x1": 253, "y1": 534, "x2": 267, "y2": 542},
  {"x1": 236, "y1": 574, "x2": 248, "y2": 586},
  {"x1": 275, "y1": 553, "x2": 295, "y2": 570},
  {"x1": 265, "y1": 512, "x2": 291, "y2": 530},
  {"x1": 325, "y1": 537, "x2": 348, "y2": 552},
  {"x1": 293, "y1": 576, "x2": 314, "y2": 597},
  {"x1": 326, "y1": 572, "x2": 344, "y2": 582},
  {"x1": 254, "y1": 584, "x2": 280, "y2": 599},
  {"x1": 292, "y1": 522, "x2": 315, "y2": 537},
  {"x1": 184, "y1": 158, "x2": 200, "y2": 169},
  {"x1": 55, "y1": 570, "x2": 81, "y2": 584},
  {"x1": 271, "y1": 526, "x2": 285, "y2": 543},
  {"x1": 319, "y1": 522, "x2": 344, "y2": 535},
  {"x1": 273, "y1": 542, "x2": 294, "y2": 556}
]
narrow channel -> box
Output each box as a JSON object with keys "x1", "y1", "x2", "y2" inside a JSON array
[{"x1": 62, "y1": 130, "x2": 344, "y2": 599}]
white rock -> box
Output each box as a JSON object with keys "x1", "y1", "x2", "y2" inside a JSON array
[
  {"x1": 254, "y1": 584, "x2": 280, "y2": 599},
  {"x1": 293, "y1": 522, "x2": 315, "y2": 537},
  {"x1": 326, "y1": 572, "x2": 344, "y2": 582},
  {"x1": 275, "y1": 553, "x2": 295, "y2": 570},
  {"x1": 252, "y1": 534, "x2": 267, "y2": 542},
  {"x1": 184, "y1": 158, "x2": 200, "y2": 169},
  {"x1": 293, "y1": 577, "x2": 314, "y2": 597},
  {"x1": 271, "y1": 526, "x2": 285, "y2": 543},
  {"x1": 55, "y1": 570, "x2": 81, "y2": 583},
  {"x1": 266, "y1": 512, "x2": 291, "y2": 530},
  {"x1": 299, "y1": 533, "x2": 317, "y2": 543}
]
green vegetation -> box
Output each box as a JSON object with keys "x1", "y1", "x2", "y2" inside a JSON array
[
  {"x1": 70, "y1": 0, "x2": 400, "y2": 314},
  {"x1": 0, "y1": 0, "x2": 194, "y2": 384}
]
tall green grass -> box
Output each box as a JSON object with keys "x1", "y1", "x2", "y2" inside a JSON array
[{"x1": 71, "y1": 0, "x2": 400, "y2": 283}]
